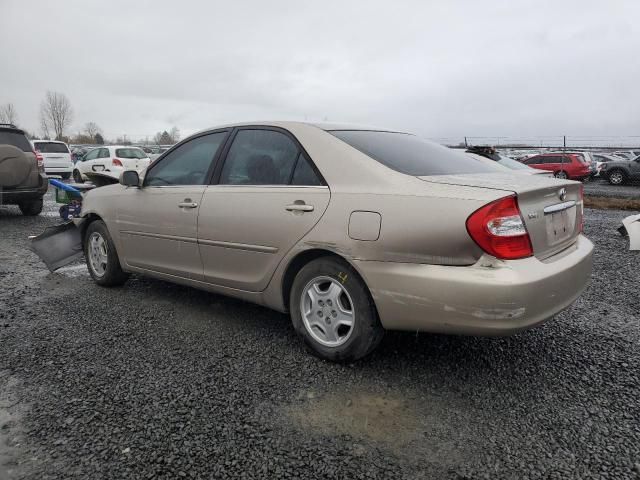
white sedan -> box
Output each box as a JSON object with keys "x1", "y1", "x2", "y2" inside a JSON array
[{"x1": 73, "y1": 146, "x2": 151, "y2": 182}]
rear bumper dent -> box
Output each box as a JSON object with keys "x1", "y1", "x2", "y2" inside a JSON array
[{"x1": 355, "y1": 235, "x2": 593, "y2": 335}]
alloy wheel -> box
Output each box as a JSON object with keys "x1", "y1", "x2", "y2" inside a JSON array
[
  {"x1": 88, "y1": 232, "x2": 108, "y2": 277},
  {"x1": 609, "y1": 171, "x2": 623, "y2": 185},
  {"x1": 300, "y1": 276, "x2": 355, "y2": 347}
]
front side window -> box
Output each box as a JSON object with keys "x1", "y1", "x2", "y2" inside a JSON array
[
  {"x1": 331, "y1": 130, "x2": 496, "y2": 176},
  {"x1": 219, "y1": 129, "x2": 300, "y2": 185},
  {"x1": 144, "y1": 132, "x2": 227, "y2": 186}
]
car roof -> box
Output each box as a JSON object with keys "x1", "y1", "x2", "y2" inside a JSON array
[
  {"x1": 32, "y1": 139, "x2": 67, "y2": 144},
  {"x1": 192, "y1": 120, "x2": 408, "y2": 136}
]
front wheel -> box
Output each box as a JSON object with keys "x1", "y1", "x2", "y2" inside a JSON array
[
  {"x1": 73, "y1": 169, "x2": 83, "y2": 183},
  {"x1": 84, "y1": 220, "x2": 129, "y2": 287},
  {"x1": 555, "y1": 170, "x2": 568, "y2": 179},
  {"x1": 290, "y1": 257, "x2": 384, "y2": 362}
]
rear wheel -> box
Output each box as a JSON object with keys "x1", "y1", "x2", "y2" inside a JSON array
[
  {"x1": 607, "y1": 169, "x2": 626, "y2": 185},
  {"x1": 84, "y1": 220, "x2": 129, "y2": 287},
  {"x1": 290, "y1": 257, "x2": 384, "y2": 362},
  {"x1": 18, "y1": 199, "x2": 43, "y2": 216},
  {"x1": 61, "y1": 172, "x2": 71, "y2": 180},
  {"x1": 554, "y1": 170, "x2": 568, "y2": 179},
  {"x1": 73, "y1": 169, "x2": 83, "y2": 183}
]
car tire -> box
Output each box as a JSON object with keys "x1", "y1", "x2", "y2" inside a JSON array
[
  {"x1": 84, "y1": 220, "x2": 129, "y2": 287},
  {"x1": 555, "y1": 170, "x2": 568, "y2": 179},
  {"x1": 18, "y1": 199, "x2": 43, "y2": 216},
  {"x1": 73, "y1": 169, "x2": 83, "y2": 183},
  {"x1": 290, "y1": 257, "x2": 384, "y2": 362},
  {"x1": 607, "y1": 170, "x2": 626, "y2": 186},
  {"x1": 61, "y1": 172, "x2": 71, "y2": 180}
]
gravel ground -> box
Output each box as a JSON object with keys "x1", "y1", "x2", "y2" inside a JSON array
[
  {"x1": 1, "y1": 192, "x2": 639, "y2": 479},
  {"x1": 584, "y1": 178, "x2": 640, "y2": 199}
]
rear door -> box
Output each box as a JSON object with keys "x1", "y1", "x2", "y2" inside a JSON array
[
  {"x1": 115, "y1": 131, "x2": 228, "y2": 279},
  {"x1": 198, "y1": 127, "x2": 330, "y2": 291}
]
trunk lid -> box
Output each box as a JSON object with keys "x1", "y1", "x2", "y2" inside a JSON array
[{"x1": 419, "y1": 173, "x2": 583, "y2": 259}]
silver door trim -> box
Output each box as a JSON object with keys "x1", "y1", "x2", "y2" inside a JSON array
[
  {"x1": 120, "y1": 230, "x2": 198, "y2": 244},
  {"x1": 198, "y1": 238, "x2": 278, "y2": 254}
]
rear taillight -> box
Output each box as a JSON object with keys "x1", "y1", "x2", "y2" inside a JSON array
[
  {"x1": 112, "y1": 158, "x2": 123, "y2": 167},
  {"x1": 466, "y1": 195, "x2": 533, "y2": 260},
  {"x1": 34, "y1": 149, "x2": 44, "y2": 172}
]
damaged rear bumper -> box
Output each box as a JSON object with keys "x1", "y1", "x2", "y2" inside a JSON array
[{"x1": 354, "y1": 235, "x2": 594, "y2": 335}]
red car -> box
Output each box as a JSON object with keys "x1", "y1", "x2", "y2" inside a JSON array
[{"x1": 521, "y1": 153, "x2": 590, "y2": 180}]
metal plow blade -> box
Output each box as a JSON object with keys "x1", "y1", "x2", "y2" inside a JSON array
[{"x1": 29, "y1": 222, "x2": 83, "y2": 272}]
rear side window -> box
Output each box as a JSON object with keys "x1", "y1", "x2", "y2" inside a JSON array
[
  {"x1": 220, "y1": 129, "x2": 300, "y2": 185},
  {"x1": 291, "y1": 154, "x2": 323, "y2": 186},
  {"x1": 115, "y1": 148, "x2": 147, "y2": 159},
  {"x1": 33, "y1": 142, "x2": 69, "y2": 153},
  {"x1": 0, "y1": 130, "x2": 32, "y2": 152},
  {"x1": 330, "y1": 130, "x2": 495, "y2": 176}
]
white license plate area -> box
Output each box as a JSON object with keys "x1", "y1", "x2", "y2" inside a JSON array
[{"x1": 546, "y1": 209, "x2": 573, "y2": 245}]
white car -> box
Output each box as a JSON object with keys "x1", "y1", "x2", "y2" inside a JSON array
[
  {"x1": 32, "y1": 140, "x2": 73, "y2": 179},
  {"x1": 73, "y1": 146, "x2": 151, "y2": 182}
]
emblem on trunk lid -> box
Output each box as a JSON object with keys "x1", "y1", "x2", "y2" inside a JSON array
[{"x1": 558, "y1": 188, "x2": 567, "y2": 201}]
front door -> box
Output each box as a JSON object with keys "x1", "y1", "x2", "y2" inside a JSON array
[
  {"x1": 115, "y1": 131, "x2": 229, "y2": 280},
  {"x1": 198, "y1": 127, "x2": 330, "y2": 291}
]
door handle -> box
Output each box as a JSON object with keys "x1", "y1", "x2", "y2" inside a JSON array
[
  {"x1": 285, "y1": 203, "x2": 314, "y2": 212},
  {"x1": 178, "y1": 201, "x2": 198, "y2": 209}
]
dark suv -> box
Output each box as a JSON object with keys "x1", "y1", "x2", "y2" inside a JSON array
[
  {"x1": 0, "y1": 124, "x2": 48, "y2": 215},
  {"x1": 599, "y1": 155, "x2": 640, "y2": 185}
]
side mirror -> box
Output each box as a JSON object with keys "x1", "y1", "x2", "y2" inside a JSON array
[{"x1": 119, "y1": 170, "x2": 140, "y2": 187}]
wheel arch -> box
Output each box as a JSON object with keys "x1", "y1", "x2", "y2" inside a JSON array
[{"x1": 280, "y1": 248, "x2": 375, "y2": 314}]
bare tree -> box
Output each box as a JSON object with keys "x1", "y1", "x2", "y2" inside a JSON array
[
  {"x1": 40, "y1": 91, "x2": 73, "y2": 140},
  {"x1": 83, "y1": 122, "x2": 102, "y2": 139},
  {"x1": 0, "y1": 103, "x2": 18, "y2": 125},
  {"x1": 169, "y1": 126, "x2": 180, "y2": 143}
]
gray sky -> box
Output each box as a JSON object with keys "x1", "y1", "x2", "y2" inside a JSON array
[{"x1": 1, "y1": 0, "x2": 638, "y2": 142}]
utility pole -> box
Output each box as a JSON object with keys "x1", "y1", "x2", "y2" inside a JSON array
[
  {"x1": 464, "y1": 136, "x2": 468, "y2": 147},
  {"x1": 563, "y1": 135, "x2": 566, "y2": 152}
]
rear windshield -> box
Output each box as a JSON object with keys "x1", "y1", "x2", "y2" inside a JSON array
[
  {"x1": 33, "y1": 141, "x2": 69, "y2": 153},
  {"x1": 330, "y1": 130, "x2": 496, "y2": 176},
  {"x1": 0, "y1": 129, "x2": 32, "y2": 152},
  {"x1": 116, "y1": 148, "x2": 147, "y2": 159},
  {"x1": 496, "y1": 156, "x2": 530, "y2": 170}
]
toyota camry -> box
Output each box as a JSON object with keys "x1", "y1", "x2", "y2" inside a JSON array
[{"x1": 76, "y1": 122, "x2": 593, "y2": 361}]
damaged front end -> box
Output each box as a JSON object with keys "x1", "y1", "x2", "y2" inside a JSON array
[{"x1": 30, "y1": 219, "x2": 86, "y2": 272}]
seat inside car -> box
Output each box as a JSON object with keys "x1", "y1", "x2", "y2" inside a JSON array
[{"x1": 247, "y1": 154, "x2": 279, "y2": 184}]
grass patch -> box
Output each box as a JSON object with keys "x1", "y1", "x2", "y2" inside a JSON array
[{"x1": 584, "y1": 196, "x2": 640, "y2": 210}]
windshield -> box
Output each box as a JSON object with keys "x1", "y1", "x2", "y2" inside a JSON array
[
  {"x1": 116, "y1": 148, "x2": 148, "y2": 159},
  {"x1": 330, "y1": 130, "x2": 497, "y2": 176},
  {"x1": 33, "y1": 141, "x2": 69, "y2": 153}
]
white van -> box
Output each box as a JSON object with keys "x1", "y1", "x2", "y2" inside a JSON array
[{"x1": 32, "y1": 140, "x2": 73, "y2": 179}]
